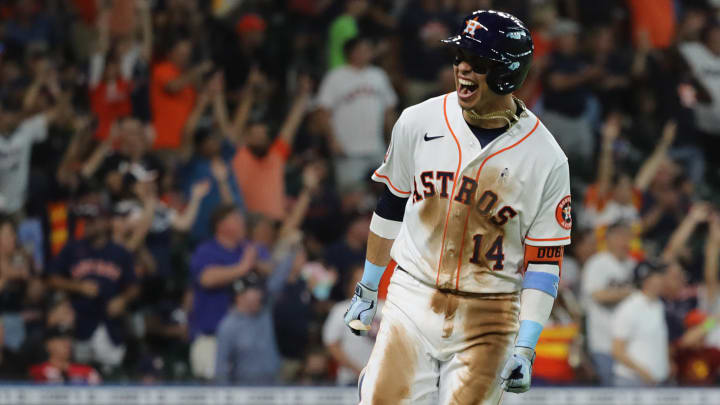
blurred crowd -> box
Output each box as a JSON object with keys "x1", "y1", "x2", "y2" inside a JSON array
[{"x1": 1, "y1": 0, "x2": 720, "y2": 388}]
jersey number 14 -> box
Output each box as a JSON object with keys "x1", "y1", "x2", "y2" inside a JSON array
[{"x1": 469, "y1": 234, "x2": 505, "y2": 270}]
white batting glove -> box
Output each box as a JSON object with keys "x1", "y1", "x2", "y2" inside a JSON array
[
  {"x1": 343, "y1": 283, "x2": 378, "y2": 336},
  {"x1": 500, "y1": 346, "x2": 535, "y2": 393}
]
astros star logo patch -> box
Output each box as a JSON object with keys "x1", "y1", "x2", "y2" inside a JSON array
[
  {"x1": 463, "y1": 17, "x2": 488, "y2": 38},
  {"x1": 555, "y1": 195, "x2": 572, "y2": 230}
]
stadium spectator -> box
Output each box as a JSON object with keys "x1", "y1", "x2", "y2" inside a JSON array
[
  {"x1": 0, "y1": 92, "x2": 66, "y2": 217},
  {"x1": 671, "y1": 304, "x2": 720, "y2": 385},
  {"x1": 679, "y1": 22, "x2": 720, "y2": 137},
  {"x1": 187, "y1": 205, "x2": 256, "y2": 380},
  {"x1": 585, "y1": 23, "x2": 648, "y2": 115},
  {"x1": 178, "y1": 77, "x2": 246, "y2": 242},
  {"x1": 267, "y1": 163, "x2": 327, "y2": 379},
  {"x1": 541, "y1": 19, "x2": 599, "y2": 169},
  {"x1": 581, "y1": 222, "x2": 636, "y2": 385},
  {"x1": 316, "y1": 36, "x2": 398, "y2": 189},
  {"x1": 626, "y1": 0, "x2": 676, "y2": 49},
  {"x1": 112, "y1": 171, "x2": 210, "y2": 279},
  {"x1": 88, "y1": 6, "x2": 135, "y2": 141},
  {"x1": 700, "y1": 212, "x2": 720, "y2": 314},
  {"x1": 272, "y1": 247, "x2": 313, "y2": 382},
  {"x1": 612, "y1": 261, "x2": 671, "y2": 387},
  {"x1": 561, "y1": 229, "x2": 596, "y2": 297},
  {"x1": 48, "y1": 197, "x2": 139, "y2": 371},
  {"x1": 2, "y1": 1, "x2": 56, "y2": 51},
  {"x1": 323, "y1": 265, "x2": 381, "y2": 385},
  {"x1": 214, "y1": 210, "x2": 302, "y2": 385},
  {"x1": 0, "y1": 218, "x2": 40, "y2": 352},
  {"x1": 327, "y1": 0, "x2": 369, "y2": 69},
  {"x1": 82, "y1": 117, "x2": 162, "y2": 202},
  {"x1": 398, "y1": 0, "x2": 453, "y2": 104},
  {"x1": 29, "y1": 326, "x2": 101, "y2": 385},
  {"x1": 230, "y1": 75, "x2": 312, "y2": 220},
  {"x1": 214, "y1": 258, "x2": 295, "y2": 384},
  {"x1": 0, "y1": 319, "x2": 24, "y2": 379},
  {"x1": 215, "y1": 13, "x2": 271, "y2": 93},
  {"x1": 150, "y1": 35, "x2": 210, "y2": 150},
  {"x1": 325, "y1": 214, "x2": 369, "y2": 300}
]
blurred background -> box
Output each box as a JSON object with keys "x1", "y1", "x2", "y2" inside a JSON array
[{"x1": 1, "y1": 0, "x2": 720, "y2": 402}]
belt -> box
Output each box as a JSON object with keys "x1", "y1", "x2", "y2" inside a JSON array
[{"x1": 396, "y1": 265, "x2": 520, "y2": 299}]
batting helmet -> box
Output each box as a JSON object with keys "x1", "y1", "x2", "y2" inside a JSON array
[{"x1": 442, "y1": 10, "x2": 533, "y2": 95}]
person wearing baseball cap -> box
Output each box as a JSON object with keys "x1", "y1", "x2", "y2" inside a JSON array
[
  {"x1": 47, "y1": 192, "x2": 140, "y2": 371},
  {"x1": 214, "y1": 243, "x2": 299, "y2": 384},
  {"x1": 28, "y1": 325, "x2": 101, "y2": 384},
  {"x1": 611, "y1": 260, "x2": 671, "y2": 386}
]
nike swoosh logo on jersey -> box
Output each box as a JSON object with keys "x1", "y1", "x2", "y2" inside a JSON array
[{"x1": 424, "y1": 133, "x2": 444, "y2": 141}]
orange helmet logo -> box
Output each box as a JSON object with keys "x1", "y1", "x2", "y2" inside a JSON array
[{"x1": 463, "y1": 17, "x2": 488, "y2": 38}]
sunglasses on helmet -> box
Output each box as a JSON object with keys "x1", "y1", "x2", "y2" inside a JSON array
[{"x1": 453, "y1": 49, "x2": 496, "y2": 75}]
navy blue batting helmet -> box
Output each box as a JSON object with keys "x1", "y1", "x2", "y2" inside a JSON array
[{"x1": 442, "y1": 10, "x2": 533, "y2": 95}]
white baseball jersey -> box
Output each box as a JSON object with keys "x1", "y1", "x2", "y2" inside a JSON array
[{"x1": 372, "y1": 92, "x2": 571, "y2": 294}]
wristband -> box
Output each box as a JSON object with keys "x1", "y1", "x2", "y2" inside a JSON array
[
  {"x1": 360, "y1": 260, "x2": 386, "y2": 290},
  {"x1": 516, "y1": 320, "x2": 543, "y2": 350}
]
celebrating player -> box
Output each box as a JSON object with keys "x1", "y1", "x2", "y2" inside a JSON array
[{"x1": 344, "y1": 10, "x2": 571, "y2": 404}]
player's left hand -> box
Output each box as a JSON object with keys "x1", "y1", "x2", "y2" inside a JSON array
[{"x1": 500, "y1": 346, "x2": 535, "y2": 393}]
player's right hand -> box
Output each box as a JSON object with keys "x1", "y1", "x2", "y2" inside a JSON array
[
  {"x1": 500, "y1": 346, "x2": 535, "y2": 393},
  {"x1": 343, "y1": 282, "x2": 378, "y2": 336}
]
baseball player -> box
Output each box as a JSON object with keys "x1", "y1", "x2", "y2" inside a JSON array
[{"x1": 344, "y1": 10, "x2": 571, "y2": 405}]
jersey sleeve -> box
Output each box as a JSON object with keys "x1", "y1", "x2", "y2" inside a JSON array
[
  {"x1": 371, "y1": 113, "x2": 413, "y2": 198},
  {"x1": 525, "y1": 160, "x2": 572, "y2": 246}
]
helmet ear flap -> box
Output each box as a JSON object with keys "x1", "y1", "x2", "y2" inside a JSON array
[
  {"x1": 486, "y1": 60, "x2": 531, "y2": 95},
  {"x1": 486, "y1": 65, "x2": 513, "y2": 95}
]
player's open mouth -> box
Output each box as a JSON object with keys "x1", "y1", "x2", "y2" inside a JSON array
[{"x1": 458, "y1": 78, "x2": 478, "y2": 99}]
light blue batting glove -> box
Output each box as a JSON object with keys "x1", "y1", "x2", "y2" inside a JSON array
[
  {"x1": 343, "y1": 283, "x2": 378, "y2": 336},
  {"x1": 500, "y1": 346, "x2": 535, "y2": 393}
]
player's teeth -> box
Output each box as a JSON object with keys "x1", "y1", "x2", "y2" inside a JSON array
[{"x1": 459, "y1": 78, "x2": 475, "y2": 86}]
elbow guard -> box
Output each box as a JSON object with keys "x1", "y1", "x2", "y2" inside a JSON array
[{"x1": 370, "y1": 187, "x2": 408, "y2": 239}]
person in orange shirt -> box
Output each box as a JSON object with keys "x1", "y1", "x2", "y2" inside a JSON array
[
  {"x1": 151, "y1": 35, "x2": 212, "y2": 150},
  {"x1": 228, "y1": 73, "x2": 313, "y2": 220},
  {"x1": 626, "y1": 0, "x2": 676, "y2": 49}
]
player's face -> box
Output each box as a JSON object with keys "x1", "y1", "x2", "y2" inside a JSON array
[{"x1": 452, "y1": 48, "x2": 494, "y2": 110}]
